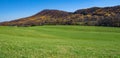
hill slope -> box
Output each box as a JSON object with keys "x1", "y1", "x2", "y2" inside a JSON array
[
  {"x1": 0, "y1": 25, "x2": 120, "y2": 58},
  {"x1": 0, "y1": 5, "x2": 120, "y2": 27}
]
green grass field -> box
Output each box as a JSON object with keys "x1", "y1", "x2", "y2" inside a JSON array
[{"x1": 0, "y1": 25, "x2": 120, "y2": 58}]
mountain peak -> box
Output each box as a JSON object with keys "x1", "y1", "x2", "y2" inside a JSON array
[{"x1": 34, "y1": 9, "x2": 71, "y2": 18}]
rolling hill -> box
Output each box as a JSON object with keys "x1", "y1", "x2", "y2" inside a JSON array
[
  {"x1": 0, "y1": 25, "x2": 120, "y2": 58},
  {"x1": 0, "y1": 5, "x2": 120, "y2": 27}
]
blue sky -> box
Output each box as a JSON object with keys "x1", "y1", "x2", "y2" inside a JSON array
[{"x1": 0, "y1": 0, "x2": 120, "y2": 22}]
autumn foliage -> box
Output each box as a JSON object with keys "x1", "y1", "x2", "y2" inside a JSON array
[{"x1": 0, "y1": 5, "x2": 120, "y2": 27}]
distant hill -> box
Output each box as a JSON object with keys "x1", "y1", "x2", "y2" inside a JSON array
[{"x1": 0, "y1": 5, "x2": 120, "y2": 27}]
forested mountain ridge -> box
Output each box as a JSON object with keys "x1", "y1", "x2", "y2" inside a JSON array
[{"x1": 0, "y1": 5, "x2": 120, "y2": 27}]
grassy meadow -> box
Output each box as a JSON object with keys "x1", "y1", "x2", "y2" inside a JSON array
[{"x1": 0, "y1": 25, "x2": 120, "y2": 58}]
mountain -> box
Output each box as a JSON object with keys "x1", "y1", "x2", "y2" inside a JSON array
[
  {"x1": 75, "y1": 6, "x2": 120, "y2": 15},
  {"x1": 0, "y1": 5, "x2": 120, "y2": 27},
  {"x1": 34, "y1": 9, "x2": 72, "y2": 18}
]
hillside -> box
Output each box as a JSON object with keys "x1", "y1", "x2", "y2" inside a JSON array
[
  {"x1": 0, "y1": 5, "x2": 120, "y2": 27},
  {"x1": 0, "y1": 25, "x2": 120, "y2": 58}
]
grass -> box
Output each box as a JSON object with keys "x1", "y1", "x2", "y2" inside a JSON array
[{"x1": 0, "y1": 25, "x2": 120, "y2": 58}]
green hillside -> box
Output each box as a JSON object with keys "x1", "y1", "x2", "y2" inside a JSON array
[{"x1": 0, "y1": 25, "x2": 120, "y2": 58}]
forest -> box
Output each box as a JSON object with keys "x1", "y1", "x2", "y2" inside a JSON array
[{"x1": 0, "y1": 5, "x2": 120, "y2": 27}]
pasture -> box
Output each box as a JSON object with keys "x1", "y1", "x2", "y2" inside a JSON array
[{"x1": 0, "y1": 25, "x2": 120, "y2": 58}]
